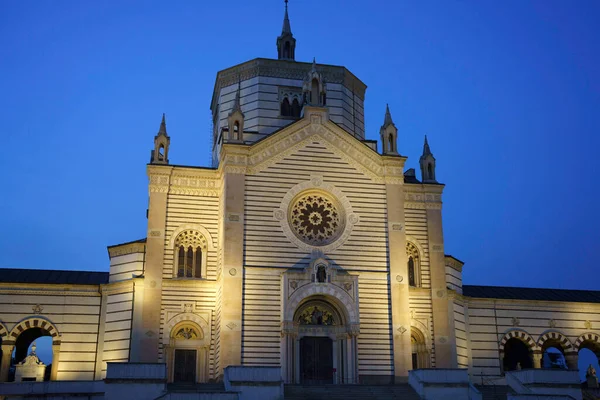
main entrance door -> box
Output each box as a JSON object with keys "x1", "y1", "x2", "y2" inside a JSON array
[
  {"x1": 300, "y1": 337, "x2": 333, "y2": 384},
  {"x1": 174, "y1": 349, "x2": 197, "y2": 383}
]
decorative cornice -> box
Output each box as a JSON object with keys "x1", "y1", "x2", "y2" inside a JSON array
[
  {"x1": 108, "y1": 242, "x2": 145, "y2": 258},
  {"x1": 0, "y1": 285, "x2": 101, "y2": 296},
  {"x1": 147, "y1": 165, "x2": 221, "y2": 197},
  {"x1": 162, "y1": 279, "x2": 218, "y2": 290},
  {"x1": 404, "y1": 190, "x2": 443, "y2": 210}
]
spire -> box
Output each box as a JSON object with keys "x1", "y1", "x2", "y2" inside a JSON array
[
  {"x1": 282, "y1": 0, "x2": 292, "y2": 34},
  {"x1": 311, "y1": 57, "x2": 317, "y2": 73},
  {"x1": 422, "y1": 135, "x2": 432, "y2": 156},
  {"x1": 232, "y1": 78, "x2": 241, "y2": 112},
  {"x1": 276, "y1": 0, "x2": 296, "y2": 60},
  {"x1": 158, "y1": 113, "x2": 168, "y2": 136},
  {"x1": 383, "y1": 104, "x2": 394, "y2": 127}
]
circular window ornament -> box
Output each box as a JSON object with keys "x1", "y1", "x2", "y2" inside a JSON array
[{"x1": 289, "y1": 191, "x2": 344, "y2": 246}]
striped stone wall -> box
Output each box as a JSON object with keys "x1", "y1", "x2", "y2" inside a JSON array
[{"x1": 0, "y1": 284, "x2": 102, "y2": 381}]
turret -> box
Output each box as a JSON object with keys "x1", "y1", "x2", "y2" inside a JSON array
[
  {"x1": 419, "y1": 135, "x2": 437, "y2": 183},
  {"x1": 276, "y1": 0, "x2": 296, "y2": 60},
  {"x1": 380, "y1": 104, "x2": 398, "y2": 155},
  {"x1": 150, "y1": 113, "x2": 170, "y2": 164},
  {"x1": 227, "y1": 81, "x2": 244, "y2": 143},
  {"x1": 302, "y1": 58, "x2": 327, "y2": 107}
]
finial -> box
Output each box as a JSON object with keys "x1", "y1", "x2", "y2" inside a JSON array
[
  {"x1": 422, "y1": 135, "x2": 432, "y2": 156},
  {"x1": 383, "y1": 104, "x2": 393, "y2": 126},
  {"x1": 158, "y1": 113, "x2": 167, "y2": 136},
  {"x1": 311, "y1": 57, "x2": 317, "y2": 72},
  {"x1": 31, "y1": 342, "x2": 37, "y2": 356}
]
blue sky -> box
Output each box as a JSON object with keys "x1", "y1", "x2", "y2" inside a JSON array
[{"x1": 1, "y1": 0, "x2": 599, "y2": 293}]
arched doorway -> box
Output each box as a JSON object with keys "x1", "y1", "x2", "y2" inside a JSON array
[
  {"x1": 411, "y1": 327, "x2": 430, "y2": 369},
  {"x1": 503, "y1": 338, "x2": 533, "y2": 371},
  {"x1": 6, "y1": 317, "x2": 61, "y2": 382},
  {"x1": 163, "y1": 313, "x2": 211, "y2": 384},
  {"x1": 282, "y1": 290, "x2": 359, "y2": 385}
]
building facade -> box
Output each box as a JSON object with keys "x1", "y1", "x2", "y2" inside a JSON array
[{"x1": 1, "y1": 3, "x2": 599, "y2": 387}]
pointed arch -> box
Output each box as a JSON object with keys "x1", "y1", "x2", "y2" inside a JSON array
[
  {"x1": 499, "y1": 329, "x2": 539, "y2": 353},
  {"x1": 537, "y1": 330, "x2": 574, "y2": 354},
  {"x1": 162, "y1": 313, "x2": 210, "y2": 347},
  {"x1": 406, "y1": 240, "x2": 421, "y2": 287},
  {"x1": 284, "y1": 283, "x2": 359, "y2": 326},
  {"x1": 9, "y1": 317, "x2": 61, "y2": 344}
]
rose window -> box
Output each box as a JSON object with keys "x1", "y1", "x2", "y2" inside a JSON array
[{"x1": 289, "y1": 192, "x2": 343, "y2": 245}]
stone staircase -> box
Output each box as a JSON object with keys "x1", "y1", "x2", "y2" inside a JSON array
[{"x1": 284, "y1": 384, "x2": 421, "y2": 400}]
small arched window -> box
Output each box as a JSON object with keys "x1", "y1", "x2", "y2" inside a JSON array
[
  {"x1": 158, "y1": 144, "x2": 165, "y2": 161},
  {"x1": 284, "y1": 41, "x2": 291, "y2": 59},
  {"x1": 281, "y1": 97, "x2": 291, "y2": 117},
  {"x1": 407, "y1": 242, "x2": 421, "y2": 287},
  {"x1": 291, "y1": 98, "x2": 301, "y2": 118},
  {"x1": 174, "y1": 230, "x2": 207, "y2": 279},
  {"x1": 389, "y1": 134, "x2": 394, "y2": 153},
  {"x1": 233, "y1": 121, "x2": 240, "y2": 140},
  {"x1": 311, "y1": 78, "x2": 319, "y2": 105},
  {"x1": 427, "y1": 163, "x2": 433, "y2": 180}
]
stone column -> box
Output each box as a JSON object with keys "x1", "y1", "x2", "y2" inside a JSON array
[
  {"x1": 50, "y1": 343, "x2": 61, "y2": 380},
  {"x1": 219, "y1": 164, "x2": 246, "y2": 373},
  {"x1": 426, "y1": 196, "x2": 456, "y2": 368},
  {"x1": 0, "y1": 343, "x2": 14, "y2": 382},
  {"x1": 332, "y1": 338, "x2": 338, "y2": 384},
  {"x1": 140, "y1": 166, "x2": 171, "y2": 362},
  {"x1": 384, "y1": 159, "x2": 412, "y2": 381},
  {"x1": 565, "y1": 352, "x2": 578, "y2": 370},
  {"x1": 294, "y1": 338, "x2": 300, "y2": 383},
  {"x1": 532, "y1": 352, "x2": 542, "y2": 369}
]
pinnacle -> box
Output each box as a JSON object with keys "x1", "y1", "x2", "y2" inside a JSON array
[
  {"x1": 158, "y1": 113, "x2": 168, "y2": 136},
  {"x1": 383, "y1": 103, "x2": 393, "y2": 126},
  {"x1": 422, "y1": 135, "x2": 432, "y2": 156}
]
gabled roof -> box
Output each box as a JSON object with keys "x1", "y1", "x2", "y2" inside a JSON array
[
  {"x1": 463, "y1": 285, "x2": 600, "y2": 303},
  {"x1": 0, "y1": 268, "x2": 109, "y2": 285}
]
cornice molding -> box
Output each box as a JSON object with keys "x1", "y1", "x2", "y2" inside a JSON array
[
  {"x1": 108, "y1": 242, "x2": 145, "y2": 258},
  {"x1": 0, "y1": 285, "x2": 101, "y2": 296},
  {"x1": 404, "y1": 190, "x2": 443, "y2": 210},
  {"x1": 101, "y1": 279, "x2": 135, "y2": 295},
  {"x1": 147, "y1": 166, "x2": 221, "y2": 197}
]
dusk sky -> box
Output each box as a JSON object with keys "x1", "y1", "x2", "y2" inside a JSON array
[{"x1": 1, "y1": 0, "x2": 599, "y2": 291}]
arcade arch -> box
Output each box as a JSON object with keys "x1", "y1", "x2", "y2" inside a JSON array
[{"x1": 499, "y1": 330, "x2": 539, "y2": 372}]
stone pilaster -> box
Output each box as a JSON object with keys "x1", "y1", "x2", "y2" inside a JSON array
[
  {"x1": 139, "y1": 166, "x2": 171, "y2": 362},
  {"x1": 219, "y1": 148, "x2": 247, "y2": 374},
  {"x1": 383, "y1": 157, "x2": 412, "y2": 380},
  {"x1": 128, "y1": 278, "x2": 145, "y2": 362},
  {"x1": 0, "y1": 342, "x2": 14, "y2": 382},
  {"x1": 94, "y1": 292, "x2": 108, "y2": 379},
  {"x1": 50, "y1": 343, "x2": 61, "y2": 380},
  {"x1": 424, "y1": 185, "x2": 457, "y2": 368}
]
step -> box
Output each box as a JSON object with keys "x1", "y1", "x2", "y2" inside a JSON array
[{"x1": 284, "y1": 384, "x2": 421, "y2": 400}]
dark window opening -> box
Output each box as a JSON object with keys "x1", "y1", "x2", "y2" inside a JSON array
[
  {"x1": 291, "y1": 98, "x2": 301, "y2": 118},
  {"x1": 408, "y1": 256, "x2": 416, "y2": 287},
  {"x1": 281, "y1": 97, "x2": 291, "y2": 116}
]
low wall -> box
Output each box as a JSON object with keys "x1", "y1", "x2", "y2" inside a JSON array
[
  {"x1": 506, "y1": 370, "x2": 582, "y2": 400},
  {"x1": 0, "y1": 380, "x2": 105, "y2": 399},
  {"x1": 104, "y1": 362, "x2": 167, "y2": 400},
  {"x1": 224, "y1": 366, "x2": 283, "y2": 400},
  {"x1": 408, "y1": 368, "x2": 482, "y2": 400}
]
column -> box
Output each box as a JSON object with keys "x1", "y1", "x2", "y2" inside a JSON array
[
  {"x1": 294, "y1": 338, "x2": 300, "y2": 383},
  {"x1": 0, "y1": 343, "x2": 15, "y2": 382},
  {"x1": 565, "y1": 352, "x2": 578, "y2": 371},
  {"x1": 332, "y1": 338, "x2": 338, "y2": 384},
  {"x1": 532, "y1": 352, "x2": 542, "y2": 369},
  {"x1": 50, "y1": 343, "x2": 61, "y2": 380}
]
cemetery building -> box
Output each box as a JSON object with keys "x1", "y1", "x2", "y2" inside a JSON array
[{"x1": 0, "y1": 2, "x2": 599, "y2": 392}]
